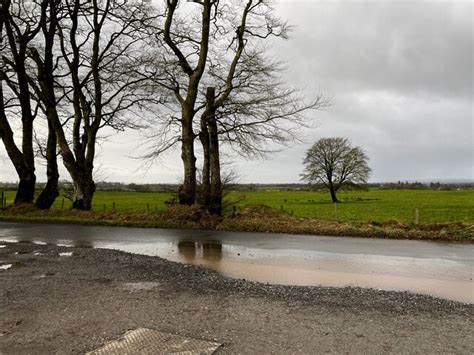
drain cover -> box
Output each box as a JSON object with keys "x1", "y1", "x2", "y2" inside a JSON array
[{"x1": 87, "y1": 328, "x2": 221, "y2": 354}]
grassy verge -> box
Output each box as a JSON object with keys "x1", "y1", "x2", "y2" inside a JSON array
[{"x1": 0, "y1": 205, "x2": 472, "y2": 243}]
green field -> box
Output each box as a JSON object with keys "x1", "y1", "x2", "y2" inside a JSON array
[{"x1": 2, "y1": 189, "x2": 474, "y2": 224}]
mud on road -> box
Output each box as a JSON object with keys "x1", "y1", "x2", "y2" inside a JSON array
[{"x1": 0, "y1": 242, "x2": 472, "y2": 354}]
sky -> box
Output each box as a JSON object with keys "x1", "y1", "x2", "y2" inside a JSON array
[{"x1": 0, "y1": 0, "x2": 473, "y2": 183}]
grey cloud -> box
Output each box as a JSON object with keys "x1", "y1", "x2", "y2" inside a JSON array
[{"x1": 274, "y1": 1, "x2": 472, "y2": 99}]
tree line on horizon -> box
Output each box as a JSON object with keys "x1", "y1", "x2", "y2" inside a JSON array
[{"x1": 0, "y1": 0, "x2": 327, "y2": 215}]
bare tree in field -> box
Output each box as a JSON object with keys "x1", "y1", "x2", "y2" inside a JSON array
[
  {"x1": 1, "y1": 0, "x2": 161, "y2": 210},
  {"x1": 36, "y1": 0, "x2": 161, "y2": 210},
  {"x1": 0, "y1": 0, "x2": 43, "y2": 205},
  {"x1": 49, "y1": 0, "x2": 156, "y2": 209},
  {"x1": 147, "y1": 0, "x2": 326, "y2": 214},
  {"x1": 146, "y1": 0, "x2": 214, "y2": 206},
  {"x1": 301, "y1": 137, "x2": 371, "y2": 203}
]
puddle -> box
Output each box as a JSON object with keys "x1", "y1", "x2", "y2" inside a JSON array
[
  {"x1": 122, "y1": 282, "x2": 161, "y2": 291},
  {"x1": 0, "y1": 264, "x2": 12, "y2": 270},
  {"x1": 0, "y1": 222, "x2": 473, "y2": 303},
  {"x1": 0, "y1": 245, "x2": 6, "y2": 248},
  {"x1": 59, "y1": 252, "x2": 73, "y2": 257},
  {"x1": 34, "y1": 252, "x2": 43, "y2": 256}
]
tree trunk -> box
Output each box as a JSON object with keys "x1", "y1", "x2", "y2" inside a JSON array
[
  {"x1": 0, "y1": 80, "x2": 36, "y2": 206},
  {"x1": 14, "y1": 171, "x2": 36, "y2": 205},
  {"x1": 35, "y1": 122, "x2": 59, "y2": 209},
  {"x1": 0, "y1": 123, "x2": 36, "y2": 205},
  {"x1": 207, "y1": 88, "x2": 222, "y2": 216},
  {"x1": 329, "y1": 183, "x2": 339, "y2": 203},
  {"x1": 72, "y1": 173, "x2": 95, "y2": 210},
  {"x1": 179, "y1": 107, "x2": 197, "y2": 205},
  {"x1": 199, "y1": 115, "x2": 211, "y2": 208}
]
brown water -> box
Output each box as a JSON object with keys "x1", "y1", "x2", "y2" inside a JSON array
[
  {"x1": 0, "y1": 222, "x2": 472, "y2": 303},
  {"x1": 161, "y1": 240, "x2": 473, "y2": 303}
]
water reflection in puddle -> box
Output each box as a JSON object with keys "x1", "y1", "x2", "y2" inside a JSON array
[
  {"x1": 157, "y1": 239, "x2": 473, "y2": 304},
  {"x1": 0, "y1": 264, "x2": 12, "y2": 270}
]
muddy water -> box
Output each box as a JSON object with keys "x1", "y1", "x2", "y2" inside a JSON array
[{"x1": 0, "y1": 222, "x2": 472, "y2": 303}]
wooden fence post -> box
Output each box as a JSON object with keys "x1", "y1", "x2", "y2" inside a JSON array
[{"x1": 415, "y1": 208, "x2": 419, "y2": 225}]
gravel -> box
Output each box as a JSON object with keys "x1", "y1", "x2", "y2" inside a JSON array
[{"x1": 0, "y1": 242, "x2": 472, "y2": 354}]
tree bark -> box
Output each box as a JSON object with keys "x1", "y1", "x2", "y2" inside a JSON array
[
  {"x1": 72, "y1": 171, "x2": 95, "y2": 210},
  {"x1": 14, "y1": 172, "x2": 36, "y2": 205},
  {"x1": 329, "y1": 183, "x2": 339, "y2": 203},
  {"x1": 35, "y1": 121, "x2": 59, "y2": 209},
  {"x1": 179, "y1": 106, "x2": 197, "y2": 205},
  {"x1": 199, "y1": 114, "x2": 211, "y2": 208},
  {"x1": 207, "y1": 88, "x2": 222, "y2": 215}
]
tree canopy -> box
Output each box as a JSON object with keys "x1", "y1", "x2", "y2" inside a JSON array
[{"x1": 301, "y1": 137, "x2": 371, "y2": 203}]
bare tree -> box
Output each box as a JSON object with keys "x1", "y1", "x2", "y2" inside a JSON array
[
  {"x1": 0, "y1": 0, "x2": 44, "y2": 205},
  {"x1": 200, "y1": 59, "x2": 327, "y2": 214},
  {"x1": 146, "y1": 0, "x2": 325, "y2": 214},
  {"x1": 1, "y1": 0, "x2": 163, "y2": 210},
  {"x1": 33, "y1": 0, "x2": 162, "y2": 210},
  {"x1": 301, "y1": 137, "x2": 371, "y2": 203},
  {"x1": 149, "y1": 0, "x2": 214, "y2": 206}
]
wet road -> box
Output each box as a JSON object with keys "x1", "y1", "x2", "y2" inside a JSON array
[{"x1": 0, "y1": 221, "x2": 472, "y2": 303}]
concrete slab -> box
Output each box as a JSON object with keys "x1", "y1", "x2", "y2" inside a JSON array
[{"x1": 87, "y1": 328, "x2": 221, "y2": 355}]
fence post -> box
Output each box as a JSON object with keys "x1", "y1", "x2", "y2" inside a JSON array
[
  {"x1": 61, "y1": 198, "x2": 65, "y2": 210},
  {"x1": 415, "y1": 208, "x2": 419, "y2": 225},
  {"x1": 1, "y1": 191, "x2": 4, "y2": 209},
  {"x1": 146, "y1": 203, "x2": 149, "y2": 213},
  {"x1": 112, "y1": 202, "x2": 116, "y2": 211}
]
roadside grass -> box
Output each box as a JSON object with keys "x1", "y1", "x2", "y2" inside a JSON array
[{"x1": 1, "y1": 188, "x2": 473, "y2": 242}]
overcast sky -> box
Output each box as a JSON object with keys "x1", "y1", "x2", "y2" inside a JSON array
[{"x1": 1, "y1": 0, "x2": 472, "y2": 183}]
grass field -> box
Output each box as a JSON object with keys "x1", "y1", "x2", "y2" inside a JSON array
[
  {"x1": 228, "y1": 189, "x2": 474, "y2": 224},
  {"x1": 2, "y1": 188, "x2": 473, "y2": 224}
]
